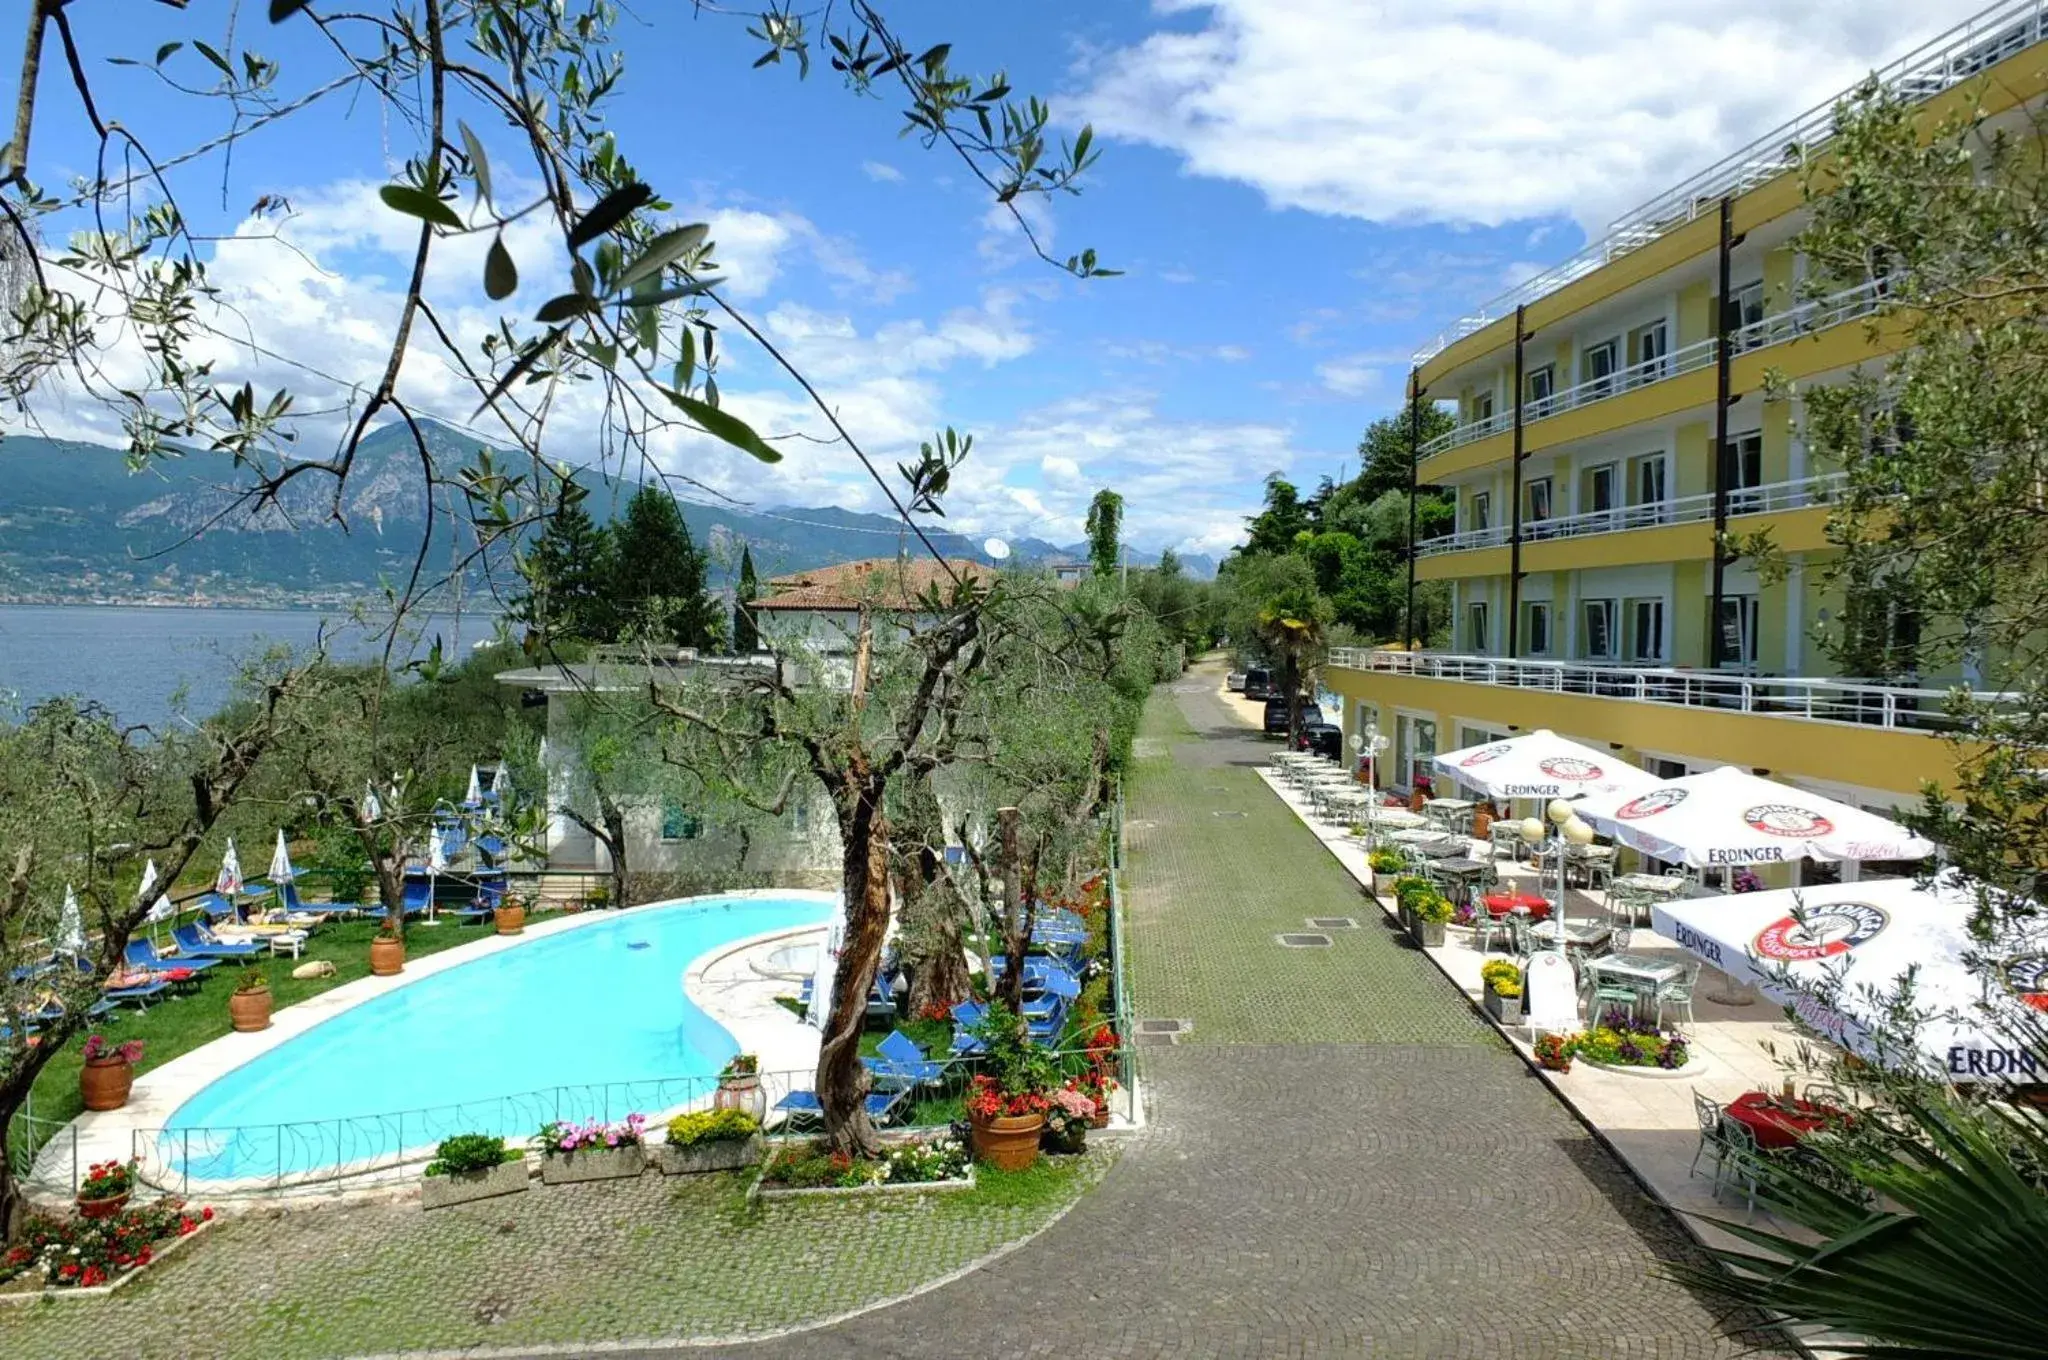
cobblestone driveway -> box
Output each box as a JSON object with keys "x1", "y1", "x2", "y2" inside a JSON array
[{"x1": 700, "y1": 666, "x2": 1786, "y2": 1359}]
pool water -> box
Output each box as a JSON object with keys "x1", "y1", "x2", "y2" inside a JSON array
[{"x1": 163, "y1": 894, "x2": 830, "y2": 1178}]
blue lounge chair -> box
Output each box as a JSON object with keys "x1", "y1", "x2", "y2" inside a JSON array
[
  {"x1": 126, "y1": 939, "x2": 219, "y2": 976},
  {"x1": 199, "y1": 893, "x2": 246, "y2": 925},
  {"x1": 773, "y1": 1086, "x2": 907, "y2": 1127},
  {"x1": 865, "y1": 1030, "x2": 945, "y2": 1090},
  {"x1": 8, "y1": 955, "x2": 56, "y2": 985},
  {"x1": 101, "y1": 975, "x2": 170, "y2": 1009},
  {"x1": 281, "y1": 881, "x2": 356, "y2": 921},
  {"x1": 475, "y1": 835, "x2": 506, "y2": 866},
  {"x1": 949, "y1": 999, "x2": 988, "y2": 1056},
  {"x1": 400, "y1": 877, "x2": 433, "y2": 918},
  {"x1": 173, "y1": 922, "x2": 263, "y2": 962}
]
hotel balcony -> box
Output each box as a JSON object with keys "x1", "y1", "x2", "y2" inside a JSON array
[
  {"x1": 1321, "y1": 647, "x2": 2002, "y2": 796},
  {"x1": 1414, "y1": 473, "x2": 1845, "y2": 577},
  {"x1": 1410, "y1": 0, "x2": 2048, "y2": 371},
  {"x1": 1416, "y1": 276, "x2": 1895, "y2": 475}
]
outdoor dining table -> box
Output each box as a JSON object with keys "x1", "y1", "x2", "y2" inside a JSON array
[
  {"x1": 1407, "y1": 834, "x2": 1470, "y2": 859},
  {"x1": 1529, "y1": 919, "x2": 1612, "y2": 956},
  {"x1": 1724, "y1": 1091, "x2": 1845, "y2": 1151},
  {"x1": 1582, "y1": 952, "x2": 1686, "y2": 1020},
  {"x1": 1426, "y1": 856, "x2": 1490, "y2": 906},
  {"x1": 1482, "y1": 891, "x2": 1551, "y2": 921},
  {"x1": 1611, "y1": 872, "x2": 1688, "y2": 898}
]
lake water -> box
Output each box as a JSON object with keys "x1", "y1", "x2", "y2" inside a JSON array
[{"x1": 0, "y1": 604, "x2": 501, "y2": 727}]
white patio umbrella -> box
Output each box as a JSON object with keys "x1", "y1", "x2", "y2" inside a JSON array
[
  {"x1": 140, "y1": 859, "x2": 174, "y2": 948},
  {"x1": 464, "y1": 764, "x2": 483, "y2": 807},
  {"x1": 425, "y1": 825, "x2": 449, "y2": 924},
  {"x1": 1653, "y1": 875, "x2": 2044, "y2": 1083},
  {"x1": 1433, "y1": 729, "x2": 1658, "y2": 802},
  {"x1": 491, "y1": 759, "x2": 510, "y2": 800},
  {"x1": 268, "y1": 829, "x2": 296, "y2": 885},
  {"x1": 1577, "y1": 765, "x2": 1934, "y2": 869},
  {"x1": 805, "y1": 898, "x2": 846, "y2": 1030},
  {"x1": 215, "y1": 839, "x2": 244, "y2": 896},
  {"x1": 361, "y1": 782, "x2": 384, "y2": 824},
  {"x1": 56, "y1": 884, "x2": 87, "y2": 957}
]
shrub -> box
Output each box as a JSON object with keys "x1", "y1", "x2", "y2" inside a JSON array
[
  {"x1": 720, "y1": 1053, "x2": 759, "y2": 1079},
  {"x1": 760, "y1": 1136, "x2": 968, "y2": 1189},
  {"x1": 1367, "y1": 848, "x2": 1403, "y2": 873},
  {"x1": 1480, "y1": 961, "x2": 1523, "y2": 997},
  {"x1": 425, "y1": 1134, "x2": 517, "y2": 1177},
  {"x1": 664, "y1": 1108, "x2": 759, "y2": 1148},
  {"x1": 234, "y1": 970, "x2": 270, "y2": 994}
]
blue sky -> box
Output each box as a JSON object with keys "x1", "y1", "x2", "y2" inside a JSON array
[{"x1": 19, "y1": 1, "x2": 1987, "y2": 555}]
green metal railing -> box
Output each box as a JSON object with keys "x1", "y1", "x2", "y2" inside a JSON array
[{"x1": 1107, "y1": 779, "x2": 1138, "y2": 1107}]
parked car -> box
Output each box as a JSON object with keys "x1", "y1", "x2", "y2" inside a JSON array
[
  {"x1": 1298, "y1": 722, "x2": 1342, "y2": 760},
  {"x1": 1262, "y1": 696, "x2": 1291, "y2": 735},
  {"x1": 1243, "y1": 667, "x2": 1273, "y2": 700},
  {"x1": 1226, "y1": 670, "x2": 1247, "y2": 692}
]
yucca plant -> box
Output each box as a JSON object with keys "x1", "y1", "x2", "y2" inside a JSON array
[{"x1": 1676, "y1": 1089, "x2": 2048, "y2": 1358}]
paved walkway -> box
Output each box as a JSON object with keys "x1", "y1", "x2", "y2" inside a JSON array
[{"x1": 718, "y1": 664, "x2": 1787, "y2": 1359}]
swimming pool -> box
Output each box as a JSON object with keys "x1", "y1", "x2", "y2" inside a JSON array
[{"x1": 160, "y1": 894, "x2": 831, "y2": 1180}]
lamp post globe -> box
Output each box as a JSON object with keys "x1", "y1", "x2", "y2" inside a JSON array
[
  {"x1": 1546, "y1": 798, "x2": 1575, "y2": 825},
  {"x1": 1517, "y1": 817, "x2": 1546, "y2": 844}
]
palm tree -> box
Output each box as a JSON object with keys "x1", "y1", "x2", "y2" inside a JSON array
[{"x1": 1257, "y1": 581, "x2": 1332, "y2": 747}]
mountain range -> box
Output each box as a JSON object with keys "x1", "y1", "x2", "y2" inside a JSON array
[{"x1": 0, "y1": 420, "x2": 1212, "y2": 607}]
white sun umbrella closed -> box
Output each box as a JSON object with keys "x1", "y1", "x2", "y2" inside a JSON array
[
  {"x1": 1653, "y1": 875, "x2": 2043, "y2": 1083},
  {"x1": 464, "y1": 764, "x2": 483, "y2": 807},
  {"x1": 805, "y1": 898, "x2": 846, "y2": 1030},
  {"x1": 215, "y1": 839, "x2": 244, "y2": 897},
  {"x1": 269, "y1": 829, "x2": 296, "y2": 884},
  {"x1": 1433, "y1": 729, "x2": 1658, "y2": 802},
  {"x1": 425, "y1": 824, "x2": 448, "y2": 923},
  {"x1": 140, "y1": 859, "x2": 174, "y2": 948},
  {"x1": 56, "y1": 884, "x2": 87, "y2": 957},
  {"x1": 361, "y1": 782, "x2": 383, "y2": 824},
  {"x1": 1577, "y1": 765, "x2": 1934, "y2": 869}
]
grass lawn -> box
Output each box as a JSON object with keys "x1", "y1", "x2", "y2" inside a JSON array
[{"x1": 26, "y1": 916, "x2": 498, "y2": 1136}]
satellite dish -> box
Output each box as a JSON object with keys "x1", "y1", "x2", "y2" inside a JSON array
[{"x1": 983, "y1": 537, "x2": 1011, "y2": 561}]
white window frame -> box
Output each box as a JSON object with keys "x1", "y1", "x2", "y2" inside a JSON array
[
  {"x1": 1717, "y1": 594, "x2": 1760, "y2": 671},
  {"x1": 1632, "y1": 320, "x2": 1669, "y2": 382},
  {"x1": 1525, "y1": 363, "x2": 1555, "y2": 411},
  {"x1": 1523, "y1": 601, "x2": 1553, "y2": 656},
  {"x1": 1585, "y1": 461, "x2": 1618, "y2": 516},
  {"x1": 1626, "y1": 597, "x2": 1666, "y2": 662},
  {"x1": 1582, "y1": 338, "x2": 1619, "y2": 396},
  {"x1": 1466, "y1": 600, "x2": 1490, "y2": 653},
  {"x1": 1723, "y1": 430, "x2": 1764, "y2": 513},
  {"x1": 1524, "y1": 476, "x2": 1553, "y2": 523},
  {"x1": 1581, "y1": 598, "x2": 1617, "y2": 659},
  {"x1": 1628, "y1": 453, "x2": 1669, "y2": 527},
  {"x1": 1469, "y1": 490, "x2": 1491, "y2": 532}
]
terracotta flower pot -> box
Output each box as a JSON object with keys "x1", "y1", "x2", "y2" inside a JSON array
[
  {"x1": 229, "y1": 986, "x2": 273, "y2": 1033},
  {"x1": 493, "y1": 904, "x2": 526, "y2": 936},
  {"x1": 80, "y1": 1056, "x2": 133, "y2": 1112},
  {"x1": 1409, "y1": 790, "x2": 1426, "y2": 812},
  {"x1": 76, "y1": 1192, "x2": 129, "y2": 1220},
  {"x1": 369, "y1": 934, "x2": 405, "y2": 976},
  {"x1": 969, "y1": 1110, "x2": 1045, "y2": 1172},
  {"x1": 714, "y1": 1074, "x2": 765, "y2": 1122}
]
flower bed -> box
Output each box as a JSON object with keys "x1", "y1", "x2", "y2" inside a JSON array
[
  {"x1": 1565, "y1": 1009, "x2": 1695, "y2": 1076},
  {"x1": 653, "y1": 1109, "x2": 763, "y2": 1176},
  {"x1": 753, "y1": 1135, "x2": 973, "y2": 1199},
  {"x1": 0, "y1": 1201, "x2": 214, "y2": 1299},
  {"x1": 537, "y1": 1115, "x2": 648, "y2": 1184},
  {"x1": 421, "y1": 1134, "x2": 528, "y2": 1210}
]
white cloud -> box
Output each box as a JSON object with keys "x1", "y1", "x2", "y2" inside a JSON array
[
  {"x1": 1105, "y1": 338, "x2": 1253, "y2": 364},
  {"x1": 1315, "y1": 353, "x2": 1382, "y2": 397},
  {"x1": 1075, "y1": 1, "x2": 1989, "y2": 230},
  {"x1": 861, "y1": 160, "x2": 904, "y2": 183}
]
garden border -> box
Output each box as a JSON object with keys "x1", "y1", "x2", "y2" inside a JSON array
[{"x1": 0, "y1": 1214, "x2": 215, "y2": 1305}]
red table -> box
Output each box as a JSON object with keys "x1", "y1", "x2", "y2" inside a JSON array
[
  {"x1": 1481, "y1": 892, "x2": 1552, "y2": 921},
  {"x1": 1725, "y1": 1091, "x2": 1842, "y2": 1151}
]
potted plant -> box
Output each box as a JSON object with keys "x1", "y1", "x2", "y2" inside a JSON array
[
  {"x1": 1480, "y1": 960, "x2": 1523, "y2": 1025},
  {"x1": 713, "y1": 1053, "x2": 765, "y2": 1121},
  {"x1": 1534, "y1": 1033, "x2": 1576, "y2": 1073},
  {"x1": 1367, "y1": 848, "x2": 1404, "y2": 896},
  {"x1": 1077, "y1": 1024, "x2": 1120, "y2": 1127},
  {"x1": 654, "y1": 1108, "x2": 764, "y2": 1175},
  {"x1": 228, "y1": 971, "x2": 272, "y2": 1032},
  {"x1": 1042, "y1": 1085, "x2": 1096, "y2": 1155},
  {"x1": 1410, "y1": 890, "x2": 1453, "y2": 948},
  {"x1": 369, "y1": 923, "x2": 405, "y2": 976},
  {"x1": 1392, "y1": 875, "x2": 1432, "y2": 933},
  {"x1": 1473, "y1": 802, "x2": 1495, "y2": 838},
  {"x1": 493, "y1": 892, "x2": 527, "y2": 936},
  {"x1": 537, "y1": 1114, "x2": 647, "y2": 1184},
  {"x1": 78, "y1": 1035, "x2": 143, "y2": 1112},
  {"x1": 420, "y1": 1134, "x2": 528, "y2": 1210},
  {"x1": 964, "y1": 1002, "x2": 1058, "y2": 1172},
  {"x1": 75, "y1": 1159, "x2": 136, "y2": 1219}
]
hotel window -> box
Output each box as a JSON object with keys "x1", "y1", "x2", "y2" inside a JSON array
[
  {"x1": 1716, "y1": 595, "x2": 1759, "y2": 670},
  {"x1": 1728, "y1": 279, "x2": 1766, "y2": 349},
  {"x1": 1626, "y1": 598, "x2": 1666, "y2": 662},
  {"x1": 1582, "y1": 338, "x2": 1618, "y2": 397},
  {"x1": 1524, "y1": 476, "x2": 1553, "y2": 523},
  {"x1": 660, "y1": 799, "x2": 703, "y2": 842},
  {"x1": 1525, "y1": 363, "x2": 1555, "y2": 412},
  {"x1": 1466, "y1": 601, "x2": 1490, "y2": 652},
  {"x1": 1629, "y1": 321, "x2": 1669, "y2": 383},
  {"x1": 1468, "y1": 491, "x2": 1491, "y2": 532},
  {"x1": 1581, "y1": 598, "x2": 1617, "y2": 659},
  {"x1": 1472, "y1": 390, "x2": 1495, "y2": 423},
  {"x1": 1721, "y1": 430, "x2": 1764, "y2": 512},
  {"x1": 1585, "y1": 462, "x2": 1618, "y2": 516},
  {"x1": 1522, "y1": 601, "x2": 1552, "y2": 655},
  {"x1": 1628, "y1": 453, "x2": 1669, "y2": 526}
]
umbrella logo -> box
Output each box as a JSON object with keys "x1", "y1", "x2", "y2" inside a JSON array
[
  {"x1": 1538, "y1": 757, "x2": 1602, "y2": 781},
  {"x1": 2003, "y1": 955, "x2": 2048, "y2": 1013},
  {"x1": 1743, "y1": 804, "x2": 1834, "y2": 838},
  {"x1": 1460, "y1": 743, "x2": 1513, "y2": 767},
  {"x1": 1753, "y1": 902, "x2": 1889, "y2": 962},
  {"x1": 1616, "y1": 788, "x2": 1687, "y2": 820}
]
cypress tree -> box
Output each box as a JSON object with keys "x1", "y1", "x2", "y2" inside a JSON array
[
  {"x1": 515, "y1": 476, "x2": 615, "y2": 646},
  {"x1": 732, "y1": 544, "x2": 761, "y2": 654},
  {"x1": 609, "y1": 485, "x2": 720, "y2": 649}
]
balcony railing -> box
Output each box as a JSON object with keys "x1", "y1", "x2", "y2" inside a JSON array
[
  {"x1": 1411, "y1": 0, "x2": 2048, "y2": 365},
  {"x1": 1417, "y1": 473, "x2": 1847, "y2": 557},
  {"x1": 1325, "y1": 647, "x2": 2003, "y2": 734},
  {"x1": 1730, "y1": 275, "x2": 1892, "y2": 354}
]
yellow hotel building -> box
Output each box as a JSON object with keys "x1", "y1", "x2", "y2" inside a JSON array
[{"x1": 1324, "y1": 0, "x2": 2043, "y2": 867}]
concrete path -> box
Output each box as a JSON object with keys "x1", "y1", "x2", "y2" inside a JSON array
[{"x1": 714, "y1": 664, "x2": 1787, "y2": 1359}]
